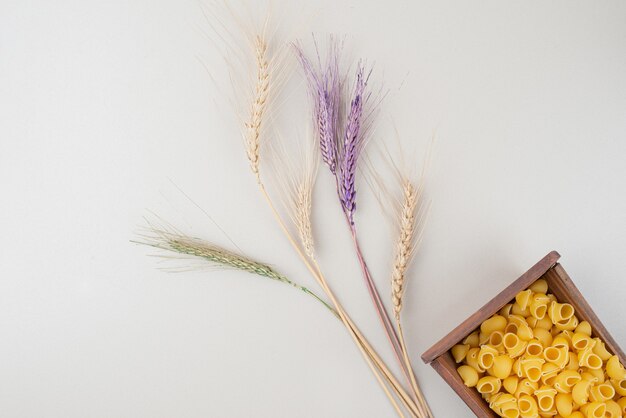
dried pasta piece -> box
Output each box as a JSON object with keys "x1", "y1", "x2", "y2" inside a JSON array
[
  {"x1": 477, "y1": 376, "x2": 502, "y2": 395},
  {"x1": 451, "y1": 344, "x2": 470, "y2": 363},
  {"x1": 555, "y1": 393, "x2": 574, "y2": 417},
  {"x1": 588, "y1": 382, "x2": 615, "y2": 402},
  {"x1": 457, "y1": 365, "x2": 479, "y2": 387},
  {"x1": 607, "y1": 355, "x2": 626, "y2": 380}
]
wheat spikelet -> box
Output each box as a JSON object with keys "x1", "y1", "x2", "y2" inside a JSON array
[
  {"x1": 294, "y1": 183, "x2": 315, "y2": 259},
  {"x1": 244, "y1": 35, "x2": 270, "y2": 180},
  {"x1": 391, "y1": 180, "x2": 419, "y2": 320}
]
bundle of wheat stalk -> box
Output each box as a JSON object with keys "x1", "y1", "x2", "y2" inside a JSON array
[{"x1": 137, "y1": 6, "x2": 433, "y2": 417}]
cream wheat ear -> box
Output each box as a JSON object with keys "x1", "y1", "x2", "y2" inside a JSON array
[{"x1": 138, "y1": 8, "x2": 434, "y2": 417}]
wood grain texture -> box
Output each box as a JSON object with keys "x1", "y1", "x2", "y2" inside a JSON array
[
  {"x1": 422, "y1": 252, "x2": 626, "y2": 418},
  {"x1": 421, "y1": 251, "x2": 561, "y2": 363},
  {"x1": 544, "y1": 264, "x2": 626, "y2": 364}
]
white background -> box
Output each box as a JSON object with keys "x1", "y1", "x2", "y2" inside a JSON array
[{"x1": 2, "y1": 1, "x2": 625, "y2": 417}]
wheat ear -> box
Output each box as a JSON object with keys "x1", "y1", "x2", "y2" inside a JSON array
[
  {"x1": 136, "y1": 228, "x2": 337, "y2": 317},
  {"x1": 244, "y1": 35, "x2": 270, "y2": 180}
]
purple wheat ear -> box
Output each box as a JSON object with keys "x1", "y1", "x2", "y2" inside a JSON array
[
  {"x1": 293, "y1": 38, "x2": 342, "y2": 175},
  {"x1": 339, "y1": 62, "x2": 369, "y2": 223}
]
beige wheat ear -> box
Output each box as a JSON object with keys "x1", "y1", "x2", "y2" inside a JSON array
[
  {"x1": 391, "y1": 179, "x2": 424, "y2": 320},
  {"x1": 244, "y1": 35, "x2": 270, "y2": 180}
]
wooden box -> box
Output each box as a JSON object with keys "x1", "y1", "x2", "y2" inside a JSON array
[{"x1": 421, "y1": 251, "x2": 626, "y2": 417}]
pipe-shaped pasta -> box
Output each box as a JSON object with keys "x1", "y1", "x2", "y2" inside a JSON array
[
  {"x1": 452, "y1": 344, "x2": 470, "y2": 363},
  {"x1": 478, "y1": 345, "x2": 499, "y2": 369},
  {"x1": 518, "y1": 395, "x2": 538, "y2": 417},
  {"x1": 618, "y1": 397, "x2": 626, "y2": 415},
  {"x1": 578, "y1": 347, "x2": 603, "y2": 370},
  {"x1": 511, "y1": 301, "x2": 530, "y2": 317},
  {"x1": 555, "y1": 315, "x2": 579, "y2": 331},
  {"x1": 515, "y1": 379, "x2": 538, "y2": 398},
  {"x1": 583, "y1": 367, "x2": 605, "y2": 384},
  {"x1": 521, "y1": 357, "x2": 545, "y2": 383},
  {"x1": 477, "y1": 376, "x2": 502, "y2": 394},
  {"x1": 581, "y1": 401, "x2": 606, "y2": 418},
  {"x1": 565, "y1": 352, "x2": 579, "y2": 371},
  {"x1": 572, "y1": 379, "x2": 592, "y2": 405},
  {"x1": 466, "y1": 347, "x2": 485, "y2": 372},
  {"x1": 457, "y1": 365, "x2": 479, "y2": 387},
  {"x1": 503, "y1": 376, "x2": 519, "y2": 394},
  {"x1": 555, "y1": 393, "x2": 574, "y2": 417},
  {"x1": 534, "y1": 385, "x2": 557, "y2": 412},
  {"x1": 515, "y1": 290, "x2": 533, "y2": 311},
  {"x1": 500, "y1": 303, "x2": 513, "y2": 318},
  {"x1": 489, "y1": 331, "x2": 505, "y2": 353},
  {"x1": 571, "y1": 332, "x2": 594, "y2": 352},
  {"x1": 463, "y1": 331, "x2": 480, "y2": 348},
  {"x1": 552, "y1": 335, "x2": 570, "y2": 349},
  {"x1": 530, "y1": 293, "x2": 551, "y2": 320},
  {"x1": 589, "y1": 382, "x2": 615, "y2": 402},
  {"x1": 611, "y1": 378, "x2": 626, "y2": 396},
  {"x1": 548, "y1": 302, "x2": 575, "y2": 323},
  {"x1": 605, "y1": 400, "x2": 622, "y2": 418},
  {"x1": 607, "y1": 355, "x2": 626, "y2": 380},
  {"x1": 533, "y1": 328, "x2": 553, "y2": 347},
  {"x1": 534, "y1": 316, "x2": 554, "y2": 331},
  {"x1": 591, "y1": 338, "x2": 612, "y2": 361},
  {"x1": 492, "y1": 355, "x2": 514, "y2": 379},
  {"x1": 575, "y1": 321, "x2": 592, "y2": 337},
  {"x1": 526, "y1": 339, "x2": 544, "y2": 357},
  {"x1": 544, "y1": 346, "x2": 569, "y2": 368},
  {"x1": 553, "y1": 370, "x2": 582, "y2": 394},
  {"x1": 481, "y1": 315, "x2": 507, "y2": 335},
  {"x1": 504, "y1": 333, "x2": 528, "y2": 358},
  {"x1": 540, "y1": 362, "x2": 561, "y2": 386},
  {"x1": 529, "y1": 279, "x2": 548, "y2": 294},
  {"x1": 517, "y1": 322, "x2": 534, "y2": 341}
]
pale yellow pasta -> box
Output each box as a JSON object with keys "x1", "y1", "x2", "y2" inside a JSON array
[
  {"x1": 477, "y1": 376, "x2": 502, "y2": 394},
  {"x1": 466, "y1": 347, "x2": 485, "y2": 372},
  {"x1": 518, "y1": 394, "x2": 538, "y2": 417},
  {"x1": 572, "y1": 379, "x2": 592, "y2": 405},
  {"x1": 529, "y1": 279, "x2": 548, "y2": 294},
  {"x1": 457, "y1": 365, "x2": 479, "y2": 387},
  {"x1": 479, "y1": 345, "x2": 499, "y2": 369},
  {"x1": 574, "y1": 321, "x2": 592, "y2": 337},
  {"x1": 517, "y1": 322, "x2": 534, "y2": 341},
  {"x1": 611, "y1": 378, "x2": 626, "y2": 396},
  {"x1": 540, "y1": 364, "x2": 561, "y2": 387},
  {"x1": 591, "y1": 338, "x2": 612, "y2": 361},
  {"x1": 481, "y1": 315, "x2": 507, "y2": 335},
  {"x1": 582, "y1": 367, "x2": 604, "y2": 383},
  {"x1": 500, "y1": 303, "x2": 514, "y2": 318},
  {"x1": 534, "y1": 316, "x2": 554, "y2": 331},
  {"x1": 565, "y1": 352, "x2": 579, "y2": 371},
  {"x1": 504, "y1": 333, "x2": 528, "y2": 358},
  {"x1": 526, "y1": 339, "x2": 544, "y2": 357},
  {"x1": 454, "y1": 280, "x2": 626, "y2": 418},
  {"x1": 554, "y1": 370, "x2": 582, "y2": 394},
  {"x1": 521, "y1": 357, "x2": 545, "y2": 382},
  {"x1": 535, "y1": 385, "x2": 557, "y2": 411},
  {"x1": 503, "y1": 376, "x2": 519, "y2": 394},
  {"x1": 492, "y1": 354, "x2": 514, "y2": 379},
  {"x1": 544, "y1": 346, "x2": 569, "y2": 368},
  {"x1": 555, "y1": 393, "x2": 574, "y2": 417},
  {"x1": 578, "y1": 347, "x2": 603, "y2": 370},
  {"x1": 617, "y1": 397, "x2": 626, "y2": 414},
  {"x1": 607, "y1": 355, "x2": 626, "y2": 380},
  {"x1": 534, "y1": 328, "x2": 553, "y2": 347},
  {"x1": 549, "y1": 302, "x2": 575, "y2": 323},
  {"x1": 489, "y1": 331, "x2": 505, "y2": 353},
  {"x1": 515, "y1": 290, "x2": 533, "y2": 311},
  {"x1": 604, "y1": 400, "x2": 622, "y2": 418},
  {"x1": 582, "y1": 401, "x2": 606, "y2": 418},
  {"x1": 511, "y1": 301, "x2": 530, "y2": 317},
  {"x1": 589, "y1": 382, "x2": 615, "y2": 402},
  {"x1": 515, "y1": 379, "x2": 539, "y2": 398},
  {"x1": 571, "y1": 332, "x2": 594, "y2": 352},
  {"x1": 555, "y1": 315, "x2": 579, "y2": 331},
  {"x1": 452, "y1": 344, "x2": 470, "y2": 363},
  {"x1": 463, "y1": 331, "x2": 480, "y2": 348}
]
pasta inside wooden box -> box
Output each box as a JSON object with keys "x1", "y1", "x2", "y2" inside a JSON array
[{"x1": 421, "y1": 251, "x2": 626, "y2": 418}]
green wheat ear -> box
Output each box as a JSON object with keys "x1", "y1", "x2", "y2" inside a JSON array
[{"x1": 134, "y1": 228, "x2": 338, "y2": 318}]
